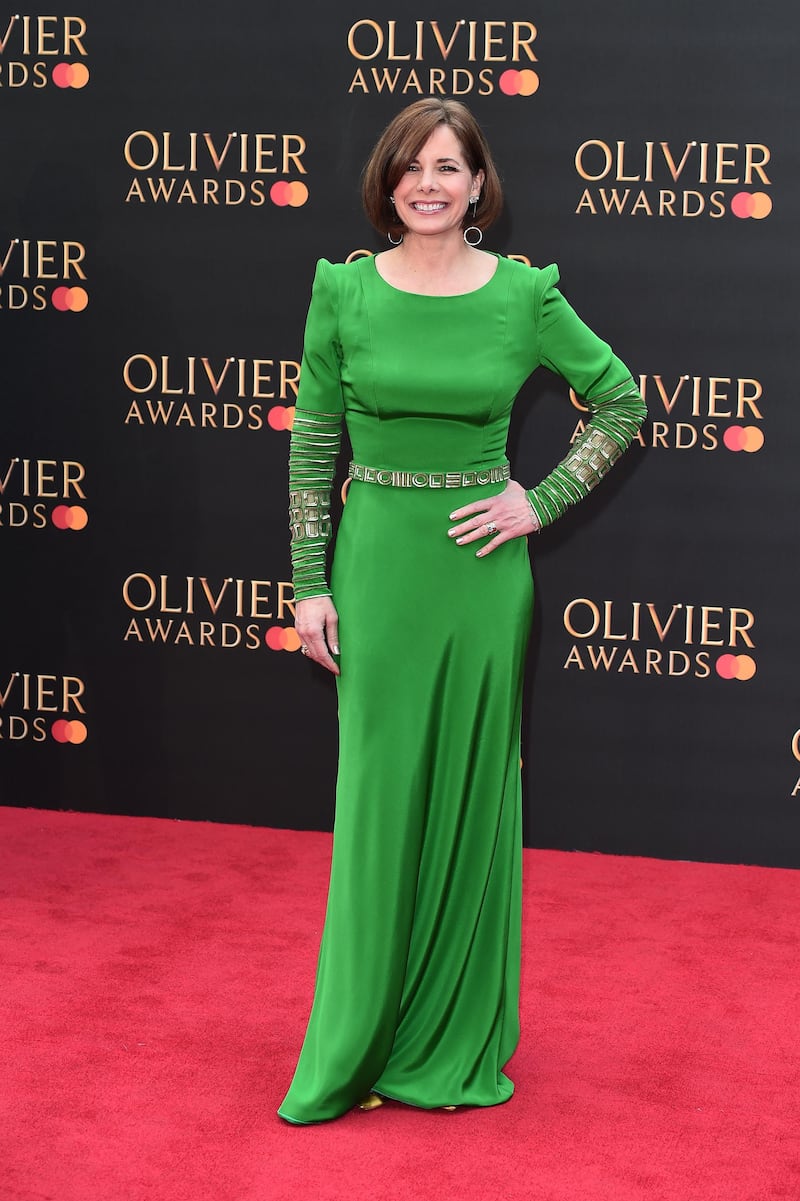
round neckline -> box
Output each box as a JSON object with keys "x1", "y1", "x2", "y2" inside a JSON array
[{"x1": 371, "y1": 251, "x2": 502, "y2": 298}]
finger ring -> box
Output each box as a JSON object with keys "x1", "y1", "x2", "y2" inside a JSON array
[
  {"x1": 300, "y1": 644, "x2": 309, "y2": 655},
  {"x1": 485, "y1": 521, "x2": 498, "y2": 535}
]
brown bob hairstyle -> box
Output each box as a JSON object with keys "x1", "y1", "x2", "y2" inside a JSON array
[{"x1": 362, "y1": 99, "x2": 503, "y2": 237}]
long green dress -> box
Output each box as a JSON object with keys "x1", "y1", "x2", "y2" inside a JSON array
[{"x1": 279, "y1": 253, "x2": 645, "y2": 1124}]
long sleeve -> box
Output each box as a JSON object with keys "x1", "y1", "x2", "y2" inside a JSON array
[
  {"x1": 527, "y1": 265, "x2": 646, "y2": 528},
  {"x1": 288, "y1": 260, "x2": 344, "y2": 601}
]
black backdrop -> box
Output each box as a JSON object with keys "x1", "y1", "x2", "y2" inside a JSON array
[{"x1": 2, "y1": 1, "x2": 799, "y2": 867}]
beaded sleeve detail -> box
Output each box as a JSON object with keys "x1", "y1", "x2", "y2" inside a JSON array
[
  {"x1": 288, "y1": 408, "x2": 342, "y2": 600},
  {"x1": 526, "y1": 376, "x2": 645, "y2": 528}
]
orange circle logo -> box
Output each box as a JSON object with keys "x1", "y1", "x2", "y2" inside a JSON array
[
  {"x1": 265, "y1": 626, "x2": 302, "y2": 652},
  {"x1": 730, "y1": 191, "x2": 772, "y2": 220},
  {"x1": 52, "y1": 286, "x2": 89, "y2": 312},
  {"x1": 52, "y1": 62, "x2": 90, "y2": 89},
  {"x1": 52, "y1": 505, "x2": 88, "y2": 530},
  {"x1": 498, "y1": 68, "x2": 539, "y2": 96},
  {"x1": 267, "y1": 405, "x2": 296, "y2": 431},
  {"x1": 716, "y1": 654, "x2": 756, "y2": 681},
  {"x1": 270, "y1": 181, "x2": 309, "y2": 208},
  {"x1": 51, "y1": 719, "x2": 88, "y2": 744},
  {"x1": 722, "y1": 425, "x2": 764, "y2": 453}
]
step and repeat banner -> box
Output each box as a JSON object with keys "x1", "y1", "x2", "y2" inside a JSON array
[{"x1": 1, "y1": 2, "x2": 798, "y2": 866}]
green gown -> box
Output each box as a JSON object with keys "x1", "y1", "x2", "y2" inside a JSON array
[{"x1": 279, "y1": 253, "x2": 644, "y2": 1124}]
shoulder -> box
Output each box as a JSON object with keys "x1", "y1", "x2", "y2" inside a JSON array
[
  {"x1": 497, "y1": 255, "x2": 559, "y2": 291},
  {"x1": 310, "y1": 256, "x2": 368, "y2": 304},
  {"x1": 494, "y1": 257, "x2": 563, "y2": 322}
]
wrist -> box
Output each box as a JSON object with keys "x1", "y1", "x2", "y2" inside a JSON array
[{"x1": 525, "y1": 489, "x2": 548, "y2": 531}]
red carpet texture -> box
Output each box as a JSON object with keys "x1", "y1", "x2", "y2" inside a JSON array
[{"x1": 0, "y1": 807, "x2": 798, "y2": 1201}]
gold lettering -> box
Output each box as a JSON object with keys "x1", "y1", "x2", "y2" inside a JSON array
[
  {"x1": 744, "y1": 144, "x2": 770, "y2": 185},
  {"x1": 647, "y1": 603, "x2": 682, "y2": 642},
  {"x1": 347, "y1": 19, "x2": 383, "y2": 60},
  {"x1": 563, "y1": 645, "x2": 585, "y2": 670},
  {"x1": 250, "y1": 581, "x2": 272, "y2": 618},
  {"x1": 124, "y1": 131, "x2": 159, "y2": 171},
  {"x1": 660, "y1": 141, "x2": 694, "y2": 182},
  {"x1": 563, "y1": 598, "x2": 600, "y2": 639},
  {"x1": 575, "y1": 141, "x2": 612, "y2": 182},
  {"x1": 737, "y1": 379, "x2": 763, "y2": 420},
  {"x1": 386, "y1": 19, "x2": 411, "y2": 60},
  {"x1": 483, "y1": 21, "x2": 506, "y2": 61},
  {"x1": 511, "y1": 22, "x2": 537, "y2": 62},
  {"x1": 707, "y1": 379, "x2": 732, "y2": 418},
  {"x1": 699, "y1": 606, "x2": 724, "y2": 646},
  {"x1": 715, "y1": 143, "x2": 739, "y2": 184},
  {"x1": 729, "y1": 608, "x2": 755, "y2": 649}
]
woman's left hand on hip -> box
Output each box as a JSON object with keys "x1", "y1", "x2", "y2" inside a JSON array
[{"x1": 447, "y1": 480, "x2": 540, "y2": 557}]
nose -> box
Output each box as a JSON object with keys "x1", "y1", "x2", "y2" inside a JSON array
[{"x1": 416, "y1": 166, "x2": 439, "y2": 191}]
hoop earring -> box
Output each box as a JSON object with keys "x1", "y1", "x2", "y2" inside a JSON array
[
  {"x1": 464, "y1": 226, "x2": 483, "y2": 247},
  {"x1": 388, "y1": 230, "x2": 403, "y2": 245}
]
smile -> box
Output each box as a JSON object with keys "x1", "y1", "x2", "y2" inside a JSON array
[{"x1": 410, "y1": 202, "x2": 447, "y2": 212}]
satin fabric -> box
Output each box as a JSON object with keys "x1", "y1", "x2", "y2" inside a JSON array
[{"x1": 279, "y1": 255, "x2": 634, "y2": 1123}]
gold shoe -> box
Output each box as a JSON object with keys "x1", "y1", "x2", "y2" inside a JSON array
[
  {"x1": 358, "y1": 1092, "x2": 385, "y2": 1111},
  {"x1": 441, "y1": 1105, "x2": 457, "y2": 1111}
]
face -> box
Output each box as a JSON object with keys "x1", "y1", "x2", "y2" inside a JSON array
[{"x1": 391, "y1": 124, "x2": 485, "y2": 241}]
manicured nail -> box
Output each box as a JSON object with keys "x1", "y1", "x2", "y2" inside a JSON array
[
  {"x1": 476, "y1": 549, "x2": 485, "y2": 558},
  {"x1": 332, "y1": 644, "x2": 340, "y2": 655},
  {"x1": 449, "y1": 512, "x2": 457, "y2": 520},
  {"x1": 456, "y1": 537, "x2": 465, "y2": 545},
  {"x1": 448, "y1": 527, "x2": 457, "y2": 537}
]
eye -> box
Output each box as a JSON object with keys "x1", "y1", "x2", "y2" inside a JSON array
[
  {"x1": 406, "y1": 164, "x2": 420, "y2": 172},
  {"x1": 440, "y1": 164, "x2": 458, "y2": 172}
]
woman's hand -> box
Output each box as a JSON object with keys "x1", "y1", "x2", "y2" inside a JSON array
[
  {"x1": 447, "y1": 479, "x2": 540, "y2": 557},
  {"x1": 295, "y1": 596, "x2": 341, "y2": 675}
]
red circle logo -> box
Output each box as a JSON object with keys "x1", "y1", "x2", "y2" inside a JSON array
[
  {"x1": 267, "y1": 405, "x2": 296, "y2": 431},
  {"x1": 52, "y1": 286, "x2": 89, "y2": 312},
  {"x1": 498, "y1": 68, "x2": 539, "y2": 96},
  {"x1": 52, "y1": 63, "x2": 90, "y2": 89},
  {"x1": 270, "y1": 181, "x2": 309, "y2": 208},
  {"x1": 730, "y1": 192, "x2": 772, "y2": 220},
  {"x1": 265, "y1": 626, "x2": 302, "y2": 652},
  {"x1": 716, "y1": 654, "x2": 756, "y2": 681},
  {"x1": 52, "y1": 505, "x2": 89, "y2": 531},
  {"x1": 51, "y1": 719, "x2": 88, "y2": 743},
  {"x1": 722, "y1": 425, "x2": 764, "y2": 453}
]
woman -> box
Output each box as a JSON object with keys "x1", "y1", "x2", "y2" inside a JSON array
[{"x1": 279, "y1": 99, "x2": 646, "y2": 1125}]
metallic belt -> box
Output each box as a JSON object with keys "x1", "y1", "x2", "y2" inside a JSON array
[{"x1": 348, "y1": 460, "x2": 510, "y2": 489}]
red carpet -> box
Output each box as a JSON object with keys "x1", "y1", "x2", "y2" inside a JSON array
[{"x1": 0, "y1": 807, "x2": 797, "y2": 1201}]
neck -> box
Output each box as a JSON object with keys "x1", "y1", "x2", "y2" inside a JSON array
[{"x1": 396, "y1": 229, "x2": 474, "y2": 276}]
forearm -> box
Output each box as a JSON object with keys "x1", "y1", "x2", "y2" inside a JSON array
[
  {"x1": 288, "y1": 407, "x2": 342, "y2": 600},
  {"x1": 527, "y1": 375, "x2": 646, "y2": 528}
]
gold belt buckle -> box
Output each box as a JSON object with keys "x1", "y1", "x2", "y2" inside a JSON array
[{"x1": 348, "y1": 461, "x2": 509, "y2": 488}]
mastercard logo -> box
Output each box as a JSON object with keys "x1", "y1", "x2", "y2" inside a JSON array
[
  {"x1": 52, "y1": 286, "x2": 88, "y2": 312},
  {"x1": 498, "y1": 69, "x2": 539, "y2": 96},
  {"x1": 722, "y1": 425, "x2": 764, "y2": 453},
  {"x1": 52, "y1": 505, "x2": 88, "y2": 530},
  {"x1": 270, "y1": 181, "x2": 308, "y2": 208},
  {"x1": 730, "y1": 191, "x2": 771, "y2": 220},
  {"x1": 716, "y1": 654, "x2": 756, "y2": 681},
  {"x1": 52, "y1": 62, "x2": 90, "y2": 90},
  {"x1": 267, "y1": 405, "x2": 295, "y2": 431},
  {"x1": 52, "y1": 719, "x2": 87, "y2": 744},
  {"x1": 265, "y1": 625, "x2": 302, "y2": 652}
]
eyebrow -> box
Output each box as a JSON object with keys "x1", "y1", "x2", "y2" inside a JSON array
[{"x1": 409, "y1": 155, "x2": 462, "y2": 164}]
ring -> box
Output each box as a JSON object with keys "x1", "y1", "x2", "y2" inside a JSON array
[
  {"x1": 300, "y1": 645, "x2": 309, "y2": 655},
  {"x1": 485, "y1": 521, "x2": 498, "y2": 535}
]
